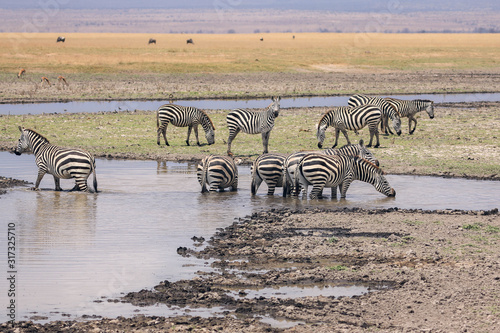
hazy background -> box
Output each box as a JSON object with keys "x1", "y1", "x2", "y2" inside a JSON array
[{"x1": 1, "y1": 0, "x2": 499, "y2": 33}]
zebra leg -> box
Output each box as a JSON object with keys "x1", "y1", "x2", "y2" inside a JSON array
[
  {"x1": 193, "y1": 125, "x2": 201, "y2": 146},
  {"x1": 409, "y1": 116, "x2": 417, "y2": 135},
  {"x1": 332, "y1": 128, "x2": 340, "y2": 148},
  {"x1": 161, "y1": 124, "x2": 170, "y2": 146},
  {"x1": 185, "y1": 126, "x2": 192, "y2": 146},
  {"x1": 32, "y1": 169, "x2": 47, "y2": 190},
  {"x1": 227, "y1": 127, "x2": 240, "y2": 156},
  {"x1": 261, "y1": 131, "x2": 271, "y2": 154},
  {"x1": 266, "y1": 181, "x2": 277, "y2": 195},
  {"x1": 331, "y1": 185, "x2": 338, "y2": 199},
  {"x1": 340, "y1": 128, "x2": 351, "y2": 146},
  {"x1": 53, "y1": 175, "x2": 63, "y2": 191},
  {"x1": 309, "y1": 184, "x2": 324, "y2": 199},
  {"x1": 340, "y1": 179, "x2": 353, "y2": 198}
]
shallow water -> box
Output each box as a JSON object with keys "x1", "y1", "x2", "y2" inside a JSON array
[
  {"x1": 1, "y1": 92, "x2": 499, "y2": 115},
  {"x1": 0, "y1": 151, "x2": 499, "y2": 324}
]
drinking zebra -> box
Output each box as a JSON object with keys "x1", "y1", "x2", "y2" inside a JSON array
[
  {"x1": 251, "y1": 153, "x2": 286, "y2": 195},
  {"x1": 294, "y1": 153, "x2": 395, "y2": 199},
  {"x1": 283, "y1": 139, "x2": 379, "y2": 197},
  {"x1": 384, "y1": 97, "x2": 434, "y2": 134},
  {"x1": 14, "y1": 127, "x2": 97, "y2": 192},
  {"x1": 157, "y1": 104, "x2": 215, "y2": 146},
  {"x1": 348, "y1": 94, "x2": 402, "y2": 136},
  {"x1": 197, "y1": 155, "x2": 238, "y2": 193},
  {"x1": 226, "y1": 96, "x2": 281, "y2": 156},
  {"x1": 316, "y1": 104, "x2": 382, "y2": 149}
]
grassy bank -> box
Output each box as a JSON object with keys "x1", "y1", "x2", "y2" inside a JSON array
[{"x1": 1, "y1": 101, "x2": 499, "y2": 180}]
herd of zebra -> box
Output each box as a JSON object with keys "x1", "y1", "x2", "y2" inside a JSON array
[{"x1": 13, "y1": 94, "x2": 433, "y2": 200}]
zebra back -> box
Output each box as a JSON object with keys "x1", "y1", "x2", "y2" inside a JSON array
[
  {"x1": 227, "y1": 96, "x2": 280, "y2": 134},
  {"x1": 197, "y1": 155, "x2": 238, "y2": 192},
  {"x1": 322, "y1": 139, "x2": 379, "y2": 166},
  {"x1": 384, "y1": 98, "x2": 434, "y2": 119}
]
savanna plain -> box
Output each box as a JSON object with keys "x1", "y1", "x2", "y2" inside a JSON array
[{"x1": 1, "y1": 33, "x2": 500, "y2": 332}]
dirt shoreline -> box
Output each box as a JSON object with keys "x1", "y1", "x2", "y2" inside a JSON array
[
  {"x1": 2, "y1": 207, "x2": 499, "y2": 332},
  {"x1": 2, "y1": 70, "x2": 500, "y2": 104}
]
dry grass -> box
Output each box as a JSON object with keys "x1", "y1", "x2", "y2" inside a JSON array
[{"x1": 2, "y1": 33, "x2": 499, "y2": 75}]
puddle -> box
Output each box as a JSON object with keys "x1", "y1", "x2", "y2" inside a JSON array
[
  {"x1": 1, "y1": 92, "x2": 499, "y2": 115},
  {"x1": 228, "y1": 282, "x2": 389, "y2": 300},
  {"x1": 0, "y1": 151, "x2": 499, "y2": 323}
]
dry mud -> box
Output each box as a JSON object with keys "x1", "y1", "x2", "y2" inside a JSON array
[{"x1": 3, "y1": 207, "x2": 500, "y2": 332}]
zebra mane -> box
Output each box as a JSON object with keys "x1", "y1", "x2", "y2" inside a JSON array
[
  {"x1": 200, "y1": 110, "x2": 215, "y2": 130},
  {"x1": 25, "y1": 128, "x2": 50, "y2": 144},
  {"x1": 354, "y1": 155, "x2": 384, "y2": 175},
  {"x1": 317, "y1": 110, "x2": 332, "y2": 127},
  {"x1": 415, "y1": 99, "x2": 433, "y2": 103}
]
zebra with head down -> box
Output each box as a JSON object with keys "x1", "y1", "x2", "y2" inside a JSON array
[
  {"x1": 197, "y1": 155, "x2": 238, "y2": 193},
  {"x1": 384, "y1": 97, "x2": 434, "y2": 135},
  {"x1": 294, "y1": 153, "x2": 395, "y2": 199}
]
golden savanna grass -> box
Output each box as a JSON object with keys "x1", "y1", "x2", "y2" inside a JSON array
[{"x1": 1, "y1": 32, "x2": 499, "y2": 74}]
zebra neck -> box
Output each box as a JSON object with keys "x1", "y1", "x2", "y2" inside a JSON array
[{"x1": 30, "y1": 140, "x2": 50, "y2": 156}]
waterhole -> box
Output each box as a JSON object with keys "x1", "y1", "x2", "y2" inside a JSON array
[
  {"x1": 1, "y1": 92, "x2": 499, "y2": 115},
  {"x1": 1, "y1": 151, "x2": 499, "y2": 324}
]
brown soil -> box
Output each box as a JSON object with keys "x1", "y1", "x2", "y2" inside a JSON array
[{"x1": 2, "y1": 70, "x2": 500, "y2": 103}]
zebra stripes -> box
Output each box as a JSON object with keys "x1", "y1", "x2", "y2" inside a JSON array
[
  {"x1": 14, "y1": 127, "x2": 97, "y2": 192},
  {"x1": 226, "y1": 96, "x2": 281, "y2": 156},
  {"x1": 157, "y1": 104, "x2": 215, "y2": 146},
  {"x1": 197, "y1": 155, "x2": 238, "y2": 193},
  {"x1": 251, "y1": 153, "x2": 286, "y2": 195},
  {"x1": 294, "y1": 153, "x2": 395, "y2": 199},
  {"x1": 384, "y1": 98, "x2": 434, "y2": 134},
  {"x1": 316, "y1": 104, "x2": 382, "y2": 149},
  {"x1": 348, "y1": 94, "x2": 402, "y2": 136},
  {"x1": 282, "y1": 140, "x2": 379, "y2": 197}
]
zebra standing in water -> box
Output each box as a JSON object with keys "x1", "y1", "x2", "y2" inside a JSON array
[
  {"x1": 317, "y1": 104, "x2": 382, "y2": 149},
  {"x1": 197, "y1": 155, "x2": 238, "y2": 193},
  {"x1": 294, "y1": 153, "x2": 395, "y2": 199},
  {"x1": 384, "y1": 98, "x2": 434, "y2": 134},
  {"x1": 282, "y1": 139, "x2": 379, "y2": 197},
  {"x1": 157, "y1": 104, "x2": 215, "y2": 146},
  {"x1": 348, "y1": 94, "x2": 402, "y2": 136},
  {"x1": 251, "y1": 153, "x2": 286, "y2": 195},
  {"x1": 226, "y1": 96, "x2": 281, "y2": 156},
  {"x1": 14, "y1": 127, "x2": 97, "y2": 192}
]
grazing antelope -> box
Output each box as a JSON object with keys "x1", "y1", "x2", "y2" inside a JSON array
[
  {"x1": 58, "y1": 75, "x2": 69, "y2": 86},
  {"x1": 17, "y1": 69, "x2": 26, "y2": 78},
  {"x1": 40, "y1": 77, "x2": 51, "y2": 87}
]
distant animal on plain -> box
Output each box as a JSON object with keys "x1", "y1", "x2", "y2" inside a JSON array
[
  {"x1": 58, "y1": 75, "x2": 69, "y2": 86},
  {"x1": 260, "y1": 38, "x2": 264, "y2": 41},
  {"x1": 186, "y1": 38, "x2": 194, "y2": 44},
  {"x1": 17, "y1": 68, "x2": 26, "y2": 78},
  {"x1": 40, "y1": 77, "x2": 51, "y2": 87},
  {"x1": 57, "y1": 36, "x2": 65, "y2": 43},
  {"x1": 148, "y1": 38, "x2": 156, "y2": 45}
]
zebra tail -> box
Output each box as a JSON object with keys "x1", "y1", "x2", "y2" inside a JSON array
[
  {"x1": 293, "y1": 158, "x2": 304, "y2": 197},
  {"x1": 92, "y1": 161, "x2": 98, "y2": 193},
  {"x1": 200, "y1": 156, "x2": 210, "y2": 193}
]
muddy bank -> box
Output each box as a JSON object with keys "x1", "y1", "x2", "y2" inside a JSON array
[
  {"x1": 5, "y1": 207, "x2": 499, "y2": 332},
  {"x1": 0, "y1": 176, "x2": 30, "y2": 195},
  {"x1": 2, "y1": 70, "x2": 500, "y2": 103}
]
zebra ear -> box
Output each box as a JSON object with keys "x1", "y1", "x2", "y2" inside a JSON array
[
  {"x1": 359, "y1": 139, "x2": 364, "y2": 146},
  {"x1": 18, "y1": 126, "x2": 23, "y2": 132}
]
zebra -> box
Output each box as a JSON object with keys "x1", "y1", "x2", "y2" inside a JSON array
[
  {"x1": 186, "y1": 38, "x2": 194, "y2": 44},
  {"x1": 294, "y1": 153, "x2": 395, "y2": 199},
  {"x1": 148, "y1": 38, "x2": 156, "y2": 45},
  {"x1": 157, "y1": 104, "x2": 215, "y2": 146},
  {"x1": 57, "y1": 36, "x2": 65, "y2": 43},
  {"x1": 348, "y1": 94, "x2": 402, "y2": 136},
  {"x1": 282, "y1": 139, "x2": 379, "y2": 197},
  {"x1": 226, "y1": 96, "x2": 281, "y2": 156},
  {"x1": 251, "y1": 153, "x2": 286, "y2": 195},
  {"x1": 384, "y1": 97, "x2": 435, "y2": 135},
  {"x1": 316, "y1": 104, "x2": 382, "y2": 149},
  {"x1": 197, "y1": 155, "x2": 238, "y2": 193},
  {"x1": 14, "y1": 126, "x2": 97, "y2": 192}
]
